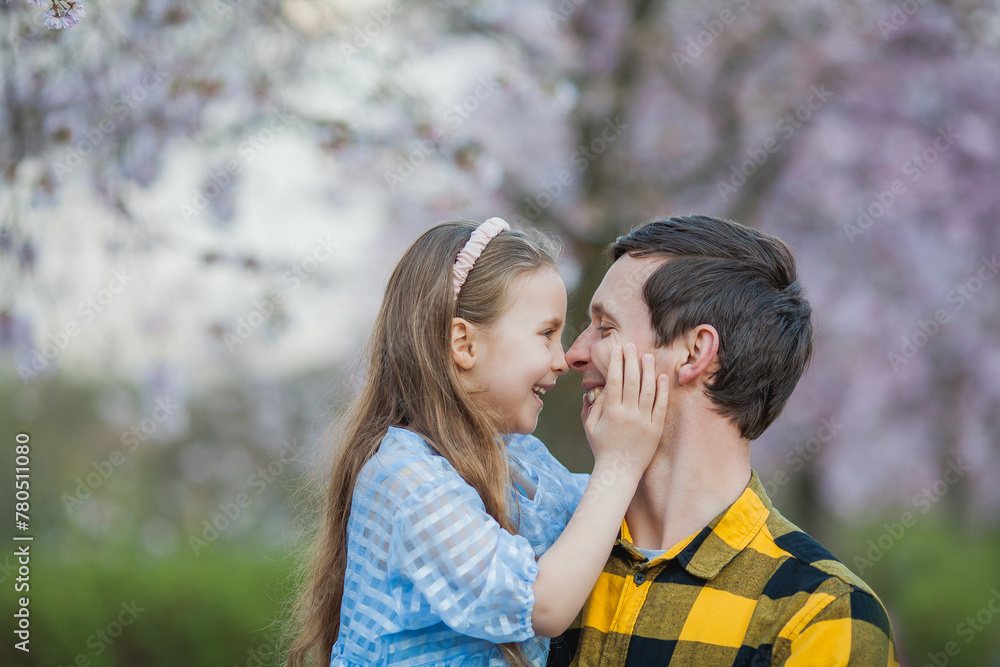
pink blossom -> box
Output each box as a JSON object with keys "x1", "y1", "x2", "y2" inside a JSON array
[{"x1": 12, "y1": 0, "x2": 86, "y2": 29}]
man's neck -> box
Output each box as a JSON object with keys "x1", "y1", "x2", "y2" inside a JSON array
[{"x1": 624, "y1": 409, "x2": 752, "y2": 552}]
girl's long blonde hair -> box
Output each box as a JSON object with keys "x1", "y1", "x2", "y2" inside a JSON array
[{"x1": 283, "y1": 222, "x2": 561, "y2": 667}]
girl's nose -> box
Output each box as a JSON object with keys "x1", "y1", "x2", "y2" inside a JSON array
[{"x1": 553, "y1": 348, "x2": 569, "y2": 375}]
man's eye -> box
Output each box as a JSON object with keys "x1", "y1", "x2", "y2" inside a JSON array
[{"x1": 596, "y1": 326, "x2": 611, "y2": 335}]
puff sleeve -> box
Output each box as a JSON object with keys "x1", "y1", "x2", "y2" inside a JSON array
[{"x1": 387, "y1": 476, "x2": 540, "y2": 644}]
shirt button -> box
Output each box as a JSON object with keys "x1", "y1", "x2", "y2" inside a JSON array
[{"x1": 633, "y1": 572, "x2": 646, "y2": 585}]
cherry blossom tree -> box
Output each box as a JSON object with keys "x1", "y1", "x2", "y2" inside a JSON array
[
  {"x1": 5, "y1": 0, "x2": 999, "y2": 525},
  {"x1": 3, "y1": 2, "x2": 999, "y2": 661}
]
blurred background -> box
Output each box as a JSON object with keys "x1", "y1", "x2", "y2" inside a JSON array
[{"x1": 2, "y1": 0, "x2": 999, "y2": 664}]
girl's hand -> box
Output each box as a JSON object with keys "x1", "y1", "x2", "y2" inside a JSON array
[
  {"x1": 533, "y1": 344, "x2": 668, "y2": 636},
  {"x1": 584, "y1": 343, "x2": 668, "y2": 474}
]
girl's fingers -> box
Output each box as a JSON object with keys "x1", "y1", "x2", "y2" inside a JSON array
[
  {"x1": 621, "y1": 343, "x2": 640, "y2": 406},
  {"x1": 584, "y1": 381, "x2": 607, "y2": 432},
  {"x1": 638, "y1": 353, "x2": 656, "y2": 414},
  {"x1": 605, "y1": 344, "x2": 623, "y2": 405},
  {"x1": 652, "y1": 374, "x2": 669, "y2": 423}
]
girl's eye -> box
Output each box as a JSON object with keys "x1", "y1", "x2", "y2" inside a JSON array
[{"x1": 541, "y1": 329, "x2": 555, "y2": 339}]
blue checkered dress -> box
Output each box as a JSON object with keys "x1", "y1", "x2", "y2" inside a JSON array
[{"x1": 330, "y1": 426, "x2": 591, "y2": 667}]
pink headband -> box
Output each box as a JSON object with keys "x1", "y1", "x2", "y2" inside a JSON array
[{"x1": 453, "y1": 217, "x2": 510, "y2": 297}]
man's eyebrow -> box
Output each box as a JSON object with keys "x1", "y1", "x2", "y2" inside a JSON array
[{"x1": 590, "y1": 302, "x2": 618, "y2": 323}]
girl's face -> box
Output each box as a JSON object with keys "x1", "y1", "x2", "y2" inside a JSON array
[{"x1": 468, "y1": 267, "x2": 569, "y2": 434}]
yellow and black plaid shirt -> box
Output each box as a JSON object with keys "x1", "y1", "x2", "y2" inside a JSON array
[{"x1": 547, "y1": 471, "x2": 898, "y2": 666}]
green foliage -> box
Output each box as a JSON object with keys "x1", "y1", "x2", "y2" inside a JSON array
[
  {"x1": 847, "y1": 518, "x2": 1000, "y2": 666},
  {"x1": 5, "y1": 379, "x2": 999, "y2": 665},
  {"x1": 3, "y1": 548, "x2": 296, "y2": 667}
]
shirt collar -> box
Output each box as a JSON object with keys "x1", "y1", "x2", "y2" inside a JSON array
[{"x1": 617, "y1": 469, "x2": 772, "y2": 579}]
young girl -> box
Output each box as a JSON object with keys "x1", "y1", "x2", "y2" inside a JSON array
[{"x1": 285, "y1": 219, "x2": 668, "y2": 667}]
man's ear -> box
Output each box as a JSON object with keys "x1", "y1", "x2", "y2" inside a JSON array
[
  {"x1": 677, "y1": 324, "x2": 720, "y2": 386},
  {"x1": 450, "y1": 317, "x2": 478, "y2": 370}
]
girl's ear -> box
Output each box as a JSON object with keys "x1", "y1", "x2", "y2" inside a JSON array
[{"x1": 450, "y1": 317, "x2": 478, "y2": 370}]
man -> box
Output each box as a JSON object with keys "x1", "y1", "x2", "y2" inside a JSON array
[{"x1": 547, "y1": 215, "x2": 897, "y2": 666}]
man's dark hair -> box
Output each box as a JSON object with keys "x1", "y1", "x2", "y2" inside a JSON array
[{"x1": 608, "y1": 215, "x2": 813, "y2": 441}]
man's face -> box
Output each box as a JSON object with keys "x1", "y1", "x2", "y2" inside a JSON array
[{"x1": 565, "y1": 254, "x2": 669, "y2": 422}]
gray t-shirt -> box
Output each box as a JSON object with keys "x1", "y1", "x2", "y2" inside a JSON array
[{"x1": 636, "y1": 546, "x2": 668, "y2": 561}]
